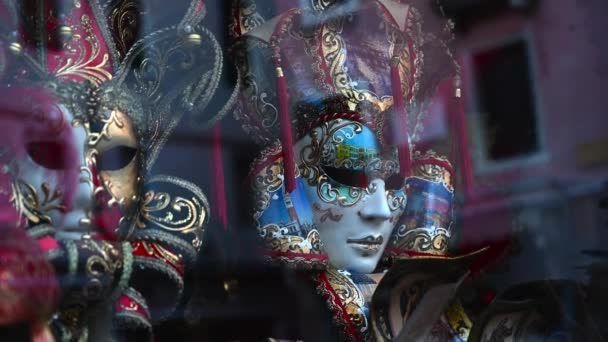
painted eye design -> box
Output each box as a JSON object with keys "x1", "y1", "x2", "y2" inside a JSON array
[
  {"x1": 26, "y1": 141, "x2": 69, "y2": 170},
  {"x1": 322, "y1": 166, "x2": 369, "y2": 188},
  {"x1": 96, "y1": 145, "x2": 137, "y2": 171},
  {"x1": 384, "y1": 173, "x2": 405, "y2": 191}
]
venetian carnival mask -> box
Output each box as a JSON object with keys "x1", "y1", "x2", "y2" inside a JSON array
[
  {"x1": 6, "y1": 84, "x2": 142, "y2": 240},
  {"x1": 234, "y1": 0, "x2": 459, "y2": 275},
  {"x1": 295, "y1": 118, "x2": 406, "y2": 273}
]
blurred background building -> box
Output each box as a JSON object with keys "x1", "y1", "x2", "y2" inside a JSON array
[{"x1": 440, "y1": 0, "x2": 608, "y2": 288}]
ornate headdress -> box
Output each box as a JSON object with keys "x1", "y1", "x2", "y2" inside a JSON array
[
  {"x1": 232, "y1": 0, "x2": 459, "y2": 191},
  {"x1": 232, "y1": 0, "x2": 463, "y2": 267},
  {"x1": 0, "y1": 0, "x2": 236, "y2": 339}
]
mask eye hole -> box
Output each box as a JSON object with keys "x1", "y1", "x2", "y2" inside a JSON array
[
  {"x1": 384, "y1": 174, "x2": 405, "y2": 190},
  {"x1": 96, "y1": 145, "x2": 137, "y2": 171},
  {"x1": 322, "y1": 166, "x2": 368, "y2": 188},
  {"x1": 26, "y1": 142, "x2": 68, "y2": 170}
]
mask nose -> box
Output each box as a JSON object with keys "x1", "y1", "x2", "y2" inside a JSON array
[{"x1": 358, "y1": 179, "x2": 391, "y2": 223}]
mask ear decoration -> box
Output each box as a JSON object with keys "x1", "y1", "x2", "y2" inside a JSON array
[{"x1": 390, "y1": 52, "x2": 412, "y2": 179}]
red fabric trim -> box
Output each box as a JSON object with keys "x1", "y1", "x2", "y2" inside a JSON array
[
  {"x1": 269, "y1": 9, "x2": 301, "y2": 46},
  {"x1": 131, "y1": 242, "x2": 185, "y2": 277},
  {"x1": 116, "y1": 293, "x2": 150, "y2": 320},
  {"x1": 412, "y1": 156, "x2": 455, "y2": 175},
  {"x1": 318, "y1": 272, "x2": 360, "y2": 342},
  {"x1": 245, "y1": 150, "x2": 284, "y2": 185}
]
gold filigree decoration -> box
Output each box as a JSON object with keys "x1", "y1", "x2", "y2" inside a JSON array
[
  {"x1": 137, "y1": 190, "x2": 203, "y2": 233},
  {"x1": 259, "y1": 224, "x2": 323, "y2": 255},
  {"x1": 237, "y1": 0, "x2": 265, "y2": 35},
  {"x1": 412, "y1": 151, "x2": 454, "y2": 191},
  {"x1": 130, "y1": 175, "x2": 208, "y2": 252},
  {"x1": 445, "y1": 300, "x2": 472, "y2": 341},
  {"x1": 320, "y1": 18, "x2": 393, "y2": 112},
  {"x1": 391, "y1": 227, "x2": 450, "y2": 256},
  {"x1": 252, "y1": 156, "x2": 284, "y2": 219},
  {"x1": 110, "y1": 0, "x2": 140, "y2": 58},
  {"x1": 300, "y1": 120, "x2": 367, "y2": 207},
  {"x1": 326, "y1": 269, "x2": 369, "y2": 338},
  {"x1": 136, "y1": 241, "x2": 181, "y2": 266},
  {"x1": 10, "y1": 180, "x2": 66, "y2": 224},
  {"x1": 54, "y1": 14, "x2": 113, "y2": 85},
  {"x1": 82, "y1": 109, "x2": 126, "y2": 149},
  {"x1": 250, "y1": 142, "x2": 302, "y2": 224}
]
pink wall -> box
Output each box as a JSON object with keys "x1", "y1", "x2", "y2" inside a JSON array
[{"x1": 456, "y1": 0, "x2": 608, "y2": 191}]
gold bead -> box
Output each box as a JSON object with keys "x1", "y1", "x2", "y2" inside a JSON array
[
  {"x1": 223, "y1": 279, "x2": 238, "y2": 293},
  {"x1": 79, "y1": 218, "x2": 91, "y2": 227},
  {"x1": 185, "y1": 33, "x2": 202, "y2": 47},
  {"x1": 8, "y1": 42, "x2": 22, "y2": 55},
  {"x1": 455, "y1": 88, "x2": 462, "y2": 98},
  {"x1": 56, "y1": 25, "x2": 73, "y2": 42},
  {"x1": 275, "y1": 66, "x2": 284, "y2": 77}
]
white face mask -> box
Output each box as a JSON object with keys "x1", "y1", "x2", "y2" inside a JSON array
[
  {"x1": 14, "y1": 106, "x2": 89, "y2": 238},
  {"x1": 4, "y1": 87, "x2": 141, "y2": 239},
  {"x1": 295, "y1": 119, "x2": 406, "y2": 273}
]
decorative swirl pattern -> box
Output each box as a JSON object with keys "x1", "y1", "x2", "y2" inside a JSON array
[
  {"x1": 110, "y1": 0, "x2": 140, "y2": 58},
  {"x1": 115, "y1": 24, "x2": 225, "y2": 170},
  {"x1": 391, "y1": 227, "x2": 450, "y2": 256},
  {"x1": 300, "y1": 119, "x2": 406, "y2": 209},
  {"x1": 259, "y1": 224, "x2": 323, "y2": 255},
  {"x1": 10, "y1": 180, "x2": 64, "y2": 225},
  {"x1": 387, "y1": 189, "x2": 406, "y2": 212},
  {"x1": 310, "y1": 0, "x2": 335, "y2": 12},
  {"x1": 237, "y1": 0, "x2": 266, "y2": 35},
  {"x1": 412, "y1": 150, "x2": 454, "y2": 192},
  {"x1": 252, "y1": 158, "x2": 284, "y2": 218},
  {"x1": 135, "y1": 175, "x2": 208, "y2": 251},
  {"x1": 325, "y1": 269, "x2": 369, "y2": 341},
  {"x1": 54, "y1": 14, "x2": 113, "y2": 85}
]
